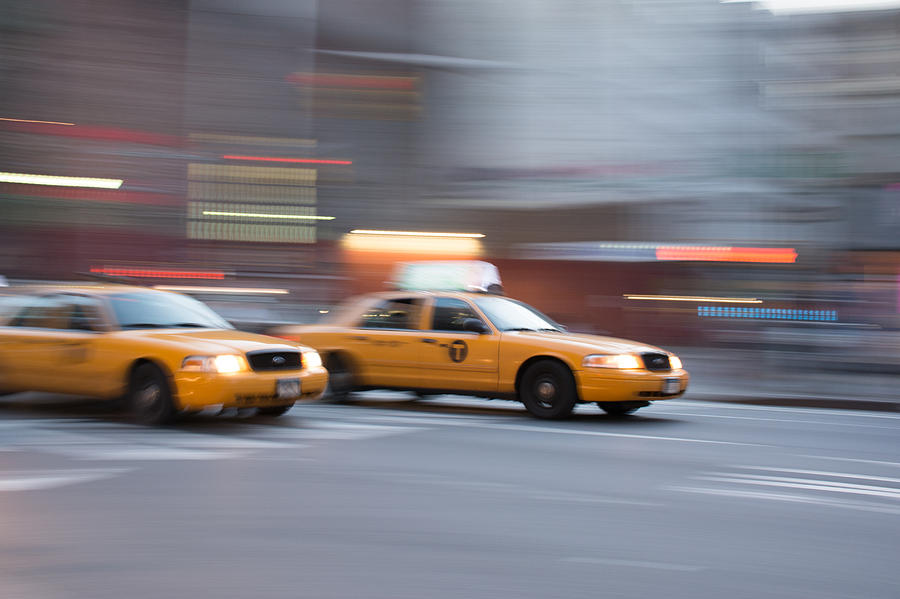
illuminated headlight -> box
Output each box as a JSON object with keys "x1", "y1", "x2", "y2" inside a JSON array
[
  {"x1": 583, "y1": 353, "x2": 642, "y2": 369},
  {"x1": 182, "y1": 354, "x2": 247, "y2": 373},
  {"x1": 669, "y1": 355, "x2": 683, "y2": 370},
  {"x1": 302, "y1": 350, "x2": 322, "y2": 369}
]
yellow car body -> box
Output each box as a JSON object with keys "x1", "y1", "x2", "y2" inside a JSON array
[
  {"x1": 0, "y1": 285, "x2": 328, "y2": 423},
  {"x1": 272, "y1": 290, "x2": 688, "y2": 418}
]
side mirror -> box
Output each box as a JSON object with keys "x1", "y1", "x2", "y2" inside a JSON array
[{"x1": 462, "y1": 318, "x2": 489, "y2": 334}]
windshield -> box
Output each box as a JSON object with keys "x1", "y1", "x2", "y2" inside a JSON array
[
  {"x1": 108, "y1": 291, "x2": 233, "y2": 330},
  {"x1": 472, "y1": 296, "x2": 562, "y2": 332}
]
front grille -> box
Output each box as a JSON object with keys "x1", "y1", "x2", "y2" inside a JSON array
[
  {"x1": 246, "y1": 350, "x2": 302, "y2": 372},
  {"x1": 641, "y1": 352, "x2": 671, "y2": 371}
]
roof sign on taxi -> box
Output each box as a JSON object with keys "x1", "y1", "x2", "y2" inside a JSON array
[{"x1": 393, "y1": 261, "x2": 503, "y2": 294}]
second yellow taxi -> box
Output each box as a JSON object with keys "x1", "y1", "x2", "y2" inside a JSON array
[
  {"x1": 0, "y1": 285, "x2": 328, "y2": 424},
  {"x1": 272, "y1": 261, "x2": 688, "y2": 418}
]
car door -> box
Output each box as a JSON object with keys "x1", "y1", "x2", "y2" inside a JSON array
[
  {"x1": 50, "y1": 293, "x2": 115, "y2": 396},
  {"x1": 0, "y1": 293, "x2": 109, "y2": 395},
  {"x1": 414, "y1": 296, "x2": 500, "y2": 393},
  {"x1": 2, "y1": 294, "x2": 73, "y2": 393},
  {"x1": 346, "y1": 296, "x2": 428, "y2": 388}
]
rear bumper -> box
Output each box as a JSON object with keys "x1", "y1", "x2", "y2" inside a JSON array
[
  {"x1": 575, "y1": 369, "x2": 689, "y2": 403},
  {"x1": 173, "y1": 366, "x2": 328, "y2": 410}
]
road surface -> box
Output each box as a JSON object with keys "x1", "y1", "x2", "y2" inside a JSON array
[{"x1": 1, "y1": 393, "x2": 898, "y2": 599}]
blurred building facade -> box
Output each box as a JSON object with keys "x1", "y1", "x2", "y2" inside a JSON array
[{"x1": 1, "y1": 0, "x2": 899, "y2": 339}]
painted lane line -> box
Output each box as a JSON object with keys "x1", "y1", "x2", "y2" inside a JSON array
[
  {"x1": 669, "y1": 486, "x2": 900, "y2": 515},
  {"x1": 669, "y1": 401, "x2": 900, "y2": 420},
  {"x1": 246, "y1": 422, "x2": 426, "y2": 441},
  {"x1": 319, "y1": 413, "x2": 770, "y2": 445},
  {"x1": 54, "y1": 447, "x2": 254, "y2": 461},
  {"x1": 531, "y1": 493, "x2": 662, "y2": 507},
  {"x1": 733, "y1": 466, "x2": 900, "y2": 485},
  {"x1": 654, "y1": 411, "x2": 900, "y2": 430},
  {"x1": 695, "y1": 476, "x2": 900, "y2": 500},
  {"x1": 795, "y1": 455, "x2": 900, "y2": 469},
  {"x1": 561, "y1": 557, "x2": 705, "y2": 572},
  {"x1": 711, "y1": 473, "x2": 900, "y2": 495},
  {"x1": 0, "y1": 468, "x2": 130, "y2": 492},
  {"x1": 452, "y1": 421, "x2": 769, "y2": 446}
]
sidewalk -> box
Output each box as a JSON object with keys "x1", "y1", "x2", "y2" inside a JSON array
[{"x1": 675, "y1": 347, "x2": 900, "y2": 412}]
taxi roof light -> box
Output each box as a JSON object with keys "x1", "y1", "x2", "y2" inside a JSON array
[{"x1": 391, "y1": 260, "x2": 503, "y2": 294}]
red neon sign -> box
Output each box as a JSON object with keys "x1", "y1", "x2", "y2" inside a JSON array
[{"x1": 90, "y1": 268, "x2": 225, "y2": 280}]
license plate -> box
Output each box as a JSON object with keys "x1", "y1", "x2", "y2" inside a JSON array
[
  {"x1": 276, "y1": 378, "x2": 301, "y2": 399},
  {"x1": 662, "y1": 378, "x2": 680, "y2": 394}
]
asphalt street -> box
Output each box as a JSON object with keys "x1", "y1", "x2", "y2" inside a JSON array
[{"x1": 1, "y1": 393, "x2": 898, "y2": 599}]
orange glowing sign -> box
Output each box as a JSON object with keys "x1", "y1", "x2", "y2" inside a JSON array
[{"x1": 655, "y1": 246, "x2": 797, "y2": 264}]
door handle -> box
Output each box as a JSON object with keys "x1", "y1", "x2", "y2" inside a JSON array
[
  {"x1": 350, "y1": 336, "x2": 368, "y2": 341},
  {"x1": 421, "y1": 338, "x2": 437, "y2": 344}
]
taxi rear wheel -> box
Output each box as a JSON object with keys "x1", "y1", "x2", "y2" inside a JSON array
[
  {"x1": 520, "y1": 360, "x2": 577, "y2": 419},
  {"x1": 257, "y1": 404, "x2": 293, "y2": 417},
  {"x1": 324, "y1": 354, "x2": 354, "y2": 402},
  {"x1": 128, "y1": 363, "x2": 175, "y2": 426},
  {"x1": 598, "y1": 401, "x2": 646, "y2": 416}
]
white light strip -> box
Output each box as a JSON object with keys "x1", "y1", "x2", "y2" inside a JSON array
[
  {"x1": 625, "y1": 295, "x2": 763, "y2": 304},
  {"x1": 202, "y1": 210, "x2": 334, "y2": 221},
  {"x1": 0, "y1": 117, "x2": 75, "y2": 126},
  {"x1": 154, "y1": 285, "x2": 289, "y2": 295},
  {"x1": 722, "y1": 0, "x2": 900, "y2": 14},
  {"x1": 0, "y1": 172, "x2": 123, "y2": 189},
  {"x1": 349, "y1": 229, "x2": 485, "y2": 238}
]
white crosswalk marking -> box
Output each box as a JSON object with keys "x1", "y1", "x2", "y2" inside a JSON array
[
  {"x1": 671, "y1": 464, "x2": 900, "y2": 514},
  {"x1": 0, "y1": 469, "x2": 130, "y2": 492},
  {"x1": 0, "y1": 415, "x2": 427, "y2": 491}
]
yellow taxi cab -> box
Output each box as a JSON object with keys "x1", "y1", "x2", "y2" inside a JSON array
[
  {"x1": 0, "y1": 285, "x2": 328, "y2": 424},
  {"x1": 271, "y1": 261, "x2": 688, "y2": 419}
]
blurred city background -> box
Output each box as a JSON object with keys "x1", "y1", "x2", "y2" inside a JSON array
[{"x1": 2, "y1": 0, "x2": 899, "y2": 405}]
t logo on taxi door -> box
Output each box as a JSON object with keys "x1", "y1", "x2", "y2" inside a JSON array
[{"x1": 449, "y1": 340, "x2": 468, "y2": 363}]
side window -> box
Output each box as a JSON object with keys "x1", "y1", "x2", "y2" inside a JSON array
[
  {"x1": 10, "y1": 296, "x2": 67, "y2": 329},
  {"x1": 62, "y1": 295, "x2": 104, "y2": 331},
  {"x1": 9, "y1": 295, "x2": 104, "y2": 331},
  {"x1": 431, "y1": 297, "x2": 485, "y2": 332},
  {"x1": 358, "y1": 298, "x2": 423, "y2": 330}
]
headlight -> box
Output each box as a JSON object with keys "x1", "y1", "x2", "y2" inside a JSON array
[
  {"x1": 669, "y1": 355, "x2": 683, "y2": 370},
  {"x1": 583, "y1": 353, "x2": 642, "y2": 369},
  {"x1": 302, "y1": 350, "x2": 322, "y2": 369},
  {"x1": 182, "y1": 354, "x2": 246, "y2": 373}
]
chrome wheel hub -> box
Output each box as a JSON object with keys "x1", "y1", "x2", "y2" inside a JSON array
[
  {"x1": 536, "y1": 380, "x2": 556, "y2": 401},
  {"x1": 136, "y1": 384, "x2": 160, "y2": 410}
]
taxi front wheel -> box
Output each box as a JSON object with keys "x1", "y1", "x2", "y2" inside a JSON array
[
  {"x1": 520, "y1": 360, "x2": 576, "y2": 419},
  {"x1": 128, "y1": 363, "x2": 175, "y2": 426}
]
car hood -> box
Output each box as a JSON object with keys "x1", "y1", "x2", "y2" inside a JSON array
[
  {"x1": 121, "y1": 328, "x2": 307, "y2": 354},
  {"x1": 503, "y1": 330, "x2": 668, "y2": 355}
]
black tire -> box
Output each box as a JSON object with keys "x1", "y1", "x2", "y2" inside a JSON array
[
  {"x1": 324, "y1": 353, "x2": 354, "y2": 402},
  {"x1": 257, "y1": 404, "x2": 293, "y2": 417},
  {"x1": 598, "y1": 401, "x2": 645, "y2": 416},
  {"x1": 519, "y1": 359, "x2": 577, "y2": 419},
  {"x1": 128, "y1": 363, "x2": 176, "y2": 425}
]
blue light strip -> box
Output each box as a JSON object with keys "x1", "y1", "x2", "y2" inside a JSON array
[{"x1": 697, "y1": 306, "x2": 837, "y2": 321}]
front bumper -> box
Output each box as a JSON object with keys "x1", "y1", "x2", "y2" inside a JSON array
[
  {"x1": 575, "y1": 368, "x2": 689, "y2": 403},
  {"x1": 173, "y1": 366, "x2": 329, "y2": 410}
]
